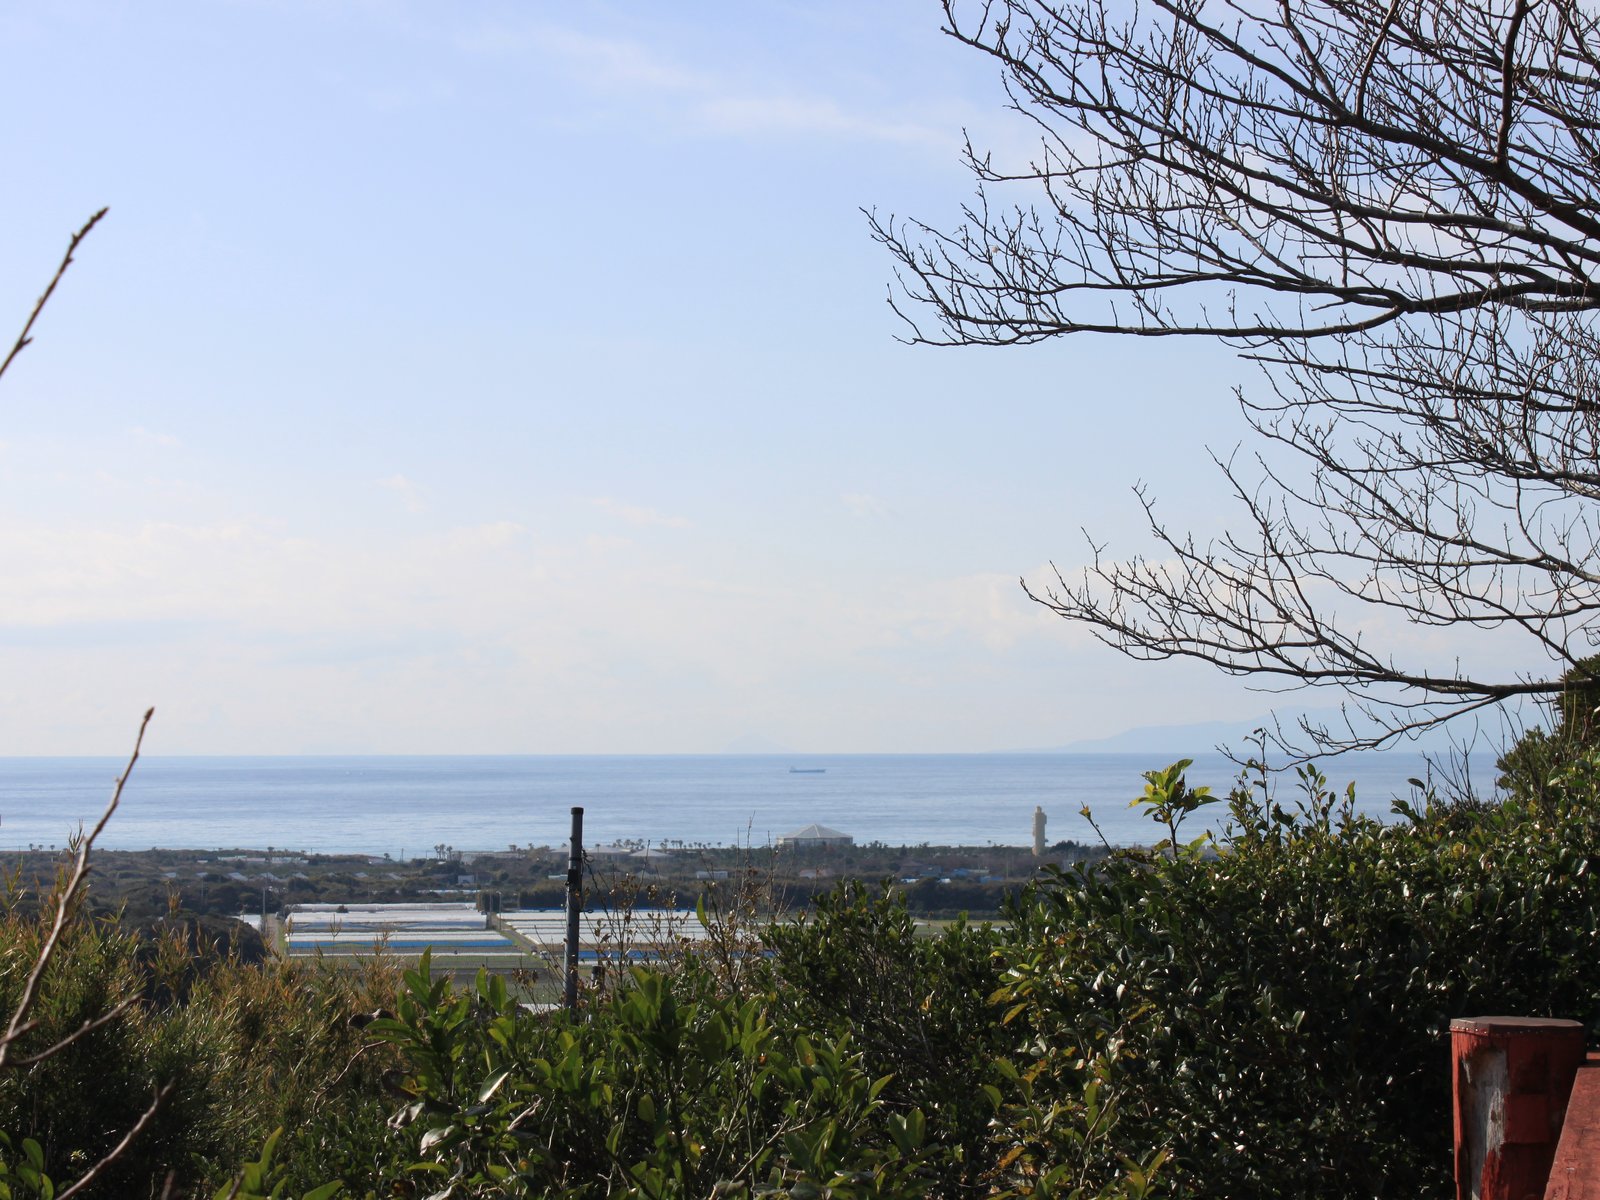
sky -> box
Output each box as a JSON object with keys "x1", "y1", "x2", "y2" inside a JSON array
[{"x1": 0, "y1": 1, "x2": 1426, "y2": 755}]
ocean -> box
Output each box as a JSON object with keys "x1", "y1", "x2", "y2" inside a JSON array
[{"x1": 0, "y1": 751, "x2": 1496, "y2": 856}]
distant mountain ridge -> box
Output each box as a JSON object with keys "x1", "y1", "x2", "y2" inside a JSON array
[
  {"x1": 1042, "y1": 718, "x2": 1272, "y2": 755},
  {"x1": 1027, "y1": 707, "x2": 1477, "y2": 756}
]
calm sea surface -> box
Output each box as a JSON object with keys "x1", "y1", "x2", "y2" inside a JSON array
[{"x1": 0, "y1": 752, "x2": 1492, "y2": 855}]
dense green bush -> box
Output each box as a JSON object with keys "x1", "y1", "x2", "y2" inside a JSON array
[
  {"x1": 328, "y1": 888, "x2": 1153, "y2": 1200},
  {"x1": 761, "y1": 883, "x2": 1006, "y2": 1196},
  {"x1": 371, "y1": 953, "x2": 932, "y2": 1198},
  {"x1": 1496, "y1": 654, "x2": 1600, "y2": 803},
  {"x1": 9, "y1": 746, "x2": 1600, "y2": 1199},
  {"x1": 995, "y1": 760, "x2": 1600, "y2": 1197},
  {"x1": 169, "y1": 951, "x2": 403, "y2": 1193},
  {"x1": 0, "y1": 896, "x2": 159, "y2": 1195},
  {"x1": 0, "y1": 890, "x2": 399, "y2": 1198}
]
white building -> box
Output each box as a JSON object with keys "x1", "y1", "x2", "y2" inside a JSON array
[{"x1": 775, "y1": 822, "x2": 853, "y2": 849}]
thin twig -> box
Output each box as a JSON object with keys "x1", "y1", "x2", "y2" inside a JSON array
[
  {"x1": 0, "y1": 707, "x2": 153, "y2": 1068},
  {"x1": 55, "y1": 1081, "x2": 175, "y2": 1200},
  {"x1": 0, "y1": 208, "x2": 108, "y2": 384},
  {"x1": 308, "y1": 1039, "x2": 386, "y2": 1109},
  {"x1": 1497, "y1": 0, "x2": 1533, "y2": 167},
  {"x1": 8, "y1": 996, "x2": 139, "y2": 1068},
  {"x1": 1353, "y1": 0, "x2": 1403, "y2": 120}
]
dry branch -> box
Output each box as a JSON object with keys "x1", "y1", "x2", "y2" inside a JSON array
[
  {"x1": 0, "y1": 208, "x2": 107, "y2": 385},
  {"x1": 0, "y1": 706, "x2": 153, "y2": 1068},
  {"x1": 877, "y1": 0, "x2": 1600, "y2": 752}
]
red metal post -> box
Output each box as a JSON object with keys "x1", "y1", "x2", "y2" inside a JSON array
[
  {"x1": 1452, "y1": 1016, "x2": 1587, "y2": 1200},
  {"x1": 1546, "y1": 1052, "x2": 1600, "y2": 1200}
]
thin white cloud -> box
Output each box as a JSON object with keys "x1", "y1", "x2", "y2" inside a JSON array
[
  {"x1": 0, "y1": 513, "x2": 1276, "y2": 753},
  {"x1": 474, "y1": 24, "x2": 707, "y2": 93},
  {"x1": 905, "y1": 570, "x2": 1094, "y2": 653},
  {"x1": 130, "y1": 426, "x2": 181, "y2": 448},
  {"x1": 376, "y1": 473, "x2": 428, "y2": 514},
  {"x1": 695, "y1": 95, "x2": 944, "y2": 147},
  {"x1": 457, "y1": 21, "x2": 947, "y2": 147},
  {"x1": 590, "y1": 496, "x2": 690, "y2": 529},
  {"x1": 841, "y1": 491, "x2": 889, "y2": 518},
  {"x1": 445, "y1": 519, "x2": 524, "y2": 549}
]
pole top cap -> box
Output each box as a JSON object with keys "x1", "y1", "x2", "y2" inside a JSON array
[{"x1": 1450, "y1": 1016, "x2": 1586, "y2": 1034}]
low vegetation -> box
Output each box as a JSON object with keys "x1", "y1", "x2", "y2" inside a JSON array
[
  {"x1": 5, "y1": 838, "x2": 1089, "y2": 928},
  {"x1": 3, "y1": 731, "x2": 1599, "y2": 1198}
]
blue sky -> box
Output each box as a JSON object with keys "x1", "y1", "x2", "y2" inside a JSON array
[{"x1": 0, "y1": 1, "x2": 1359, "y2": 754}]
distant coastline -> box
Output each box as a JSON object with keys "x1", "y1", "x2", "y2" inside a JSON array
[{"x1": 0, "y1": 749, "x2": 1484, "y2": 857}]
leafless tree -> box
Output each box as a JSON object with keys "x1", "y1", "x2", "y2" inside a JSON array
[
  {"x1": 0, "y1": 209, "x2": 105, "y2": 386},
  {"x1": 0, "y1": 213, "x2": 175, "y2": 1197},
  {"x1": 872, "y1": 0, "x2": 1600, "y2": 752}
]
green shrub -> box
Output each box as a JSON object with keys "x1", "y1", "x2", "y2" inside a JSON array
[
  {"x1": 165, "y1": 952, "x2": 402, "y2": 1193},
  {"x1": 994, "y1": 761, "x2": 1600, "y2": 1198},
  {"x1": 370, "y1": 953, "x2": 932, "y2": 1198},
  {"x1": 14, "y1": 753, "x2": 1600, "y2": 1200},
  {"x1": 762, "y1": 883, "x2": 1006, "y2": 1196},
  {"x1": 0, "y1": 898, "x2": 173, "y2": 1196},
  {"x1": 0, "y1": 889, "x2": 399, "y2": 1198},
  {"x1": 1496, "y1": 654, "x2": 1600, "y2": 802}
]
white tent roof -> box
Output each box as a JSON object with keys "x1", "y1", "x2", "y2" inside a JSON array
[{"x1": 777, "y1": 823, "x2": 851, "y2": 841}]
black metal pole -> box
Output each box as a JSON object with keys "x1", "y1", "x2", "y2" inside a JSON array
[{"x1": 564, "y1": 806, "x2": 584, "y2": 1012}]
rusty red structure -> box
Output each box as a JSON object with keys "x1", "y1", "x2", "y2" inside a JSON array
[
  {"x1": 1452, "y1": 1017, "x2": 1588, "y2": 1200},
  {"x1": 1546, "y1": 1052, "x2": 1600, "y2": 1200}
]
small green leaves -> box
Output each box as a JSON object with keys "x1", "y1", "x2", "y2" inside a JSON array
[{"x1": 1132, "y1": 760, "x2": 1219, "y2": 856}]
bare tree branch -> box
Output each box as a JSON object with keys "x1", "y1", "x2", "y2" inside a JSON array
[
  {"x1": 0, "y1": 209, "x2": 107, "y2": 385},
  {"x1": 7, "y1": 996, "x2": 140, "y2": 1068},
  {"x1": 880, "y1": 0, "x2": 1600, "y2": 752},
  {"x1": 54, "y1": 1081, "x2": 175, "y2": 1200},
  {"x1": 1354, "y1": 0, "x2": 1405, "y2": 120},
  {"x1": 0, "y1": 210, "x2": 174, "y2": 1195},
  {"x1": 0, "y1": 706, "x2": 153, "y2": 1068}
]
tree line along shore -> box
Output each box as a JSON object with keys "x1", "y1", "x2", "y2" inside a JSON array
[{"x1": 5, "y1": 838, "x2": 1105, "y2": 931}]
